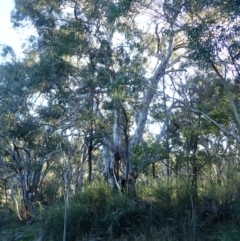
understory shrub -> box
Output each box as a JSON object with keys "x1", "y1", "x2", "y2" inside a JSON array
[
  {"x1": 44, "y1": 178, "x2": 161, "y2": 240},
  {"x1": 43, "y1": 175, "x2": 240, "y2": 241}
]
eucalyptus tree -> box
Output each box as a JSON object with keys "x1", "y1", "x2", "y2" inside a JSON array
[
  {"x1": 178, "y1": 0, "x2": 240, "y2": 144},
  {"x1": 171, "y1": 72, "x2": 234, "y2": 188},
  {"x1": 9, "y1": 0, "x2": 191, "y2": 193},
  {"x1": 137, "y1": 0, "x2": 240, "y2": 183},
  {"x1": 162, "y1": 1, "x2": 240, "y2": 186},
  {"x1": 0, "y1": 53, "x2": 64, "y2": 218},
  {"x1": 7, "y1": 0, "x2": 240, "y2": 205}
]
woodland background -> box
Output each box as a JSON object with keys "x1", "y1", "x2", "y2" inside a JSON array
[{"x1": 1, "y1": 0, "x2": 240, "y2": 240}]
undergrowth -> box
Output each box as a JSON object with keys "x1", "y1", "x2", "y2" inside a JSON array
[{"x1": 2, "y1": 174, "x2": 240, "y2": 240}]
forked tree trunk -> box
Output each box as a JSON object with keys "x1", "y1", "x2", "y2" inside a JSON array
[{"x1": 102, "y1": 37, "x2": 174, "y2": 191}]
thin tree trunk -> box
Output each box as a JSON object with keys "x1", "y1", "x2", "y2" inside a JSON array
[
  {"x1": 8, "y1": 180, "x2": 22, "y2": 221},
  {"x1": 63, "y1": 155, "x2": 70, "y2": 241},
  {"x1": 63, "y1": 184, "x2": 68, "y2": 241},
  {"x1": 88, "y1": 121, "x2": 93, "y2": 182}
]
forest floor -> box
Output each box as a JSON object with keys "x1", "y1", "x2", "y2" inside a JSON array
[
  {"x1": 2, "y1": 177, "x2": 240, "y2": 241},
  {"x1": 1, "y1": 204, "x2": 240, "y2": 241}
]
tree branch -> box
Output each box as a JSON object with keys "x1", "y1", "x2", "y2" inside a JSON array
[
  {"x1": 182, "y1": 102, "x2": 240, "y2": 143},
  {"x1": 211, "y1": 62, "x2": 240, "y2": 127}
]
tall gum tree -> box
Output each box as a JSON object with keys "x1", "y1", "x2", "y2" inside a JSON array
[
  {"x1": 9, "y1": 0, "x2": 190, "y2": 191},
  {"x1": 180, "y1": 0, "x2": 240, "y2": 143},
  {"x1": 0, "y1": 57, "x2": 64, "y2": 218}
]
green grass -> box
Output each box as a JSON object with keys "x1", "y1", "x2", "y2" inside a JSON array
[{"x1": 1, "y1": 174, "x2": 240, "y2": 241}]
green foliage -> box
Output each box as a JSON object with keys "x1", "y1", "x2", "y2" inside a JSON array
[
  {"x1": 1, "y1": 173, "x2": 240, "y2": 240},
  {"x1": 131, "y1": 140, "x2": 167, "y2": 170},
  {"x1": 43, "y1": 175, "x2": 240, "y2": 240},
  {"x1": 3, "y1": 0, "x2": 240, "y2": 239},
  {"x1": 107, "y1": 0, "x2": 134, "y2": 24},
  {"x1": 44, "y1": 178, "x2": 156, "y2": 240}
]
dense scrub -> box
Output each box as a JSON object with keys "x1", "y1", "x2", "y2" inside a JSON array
[{"x1": 2, "y1": 174, "x2": 240, "y2": 241}]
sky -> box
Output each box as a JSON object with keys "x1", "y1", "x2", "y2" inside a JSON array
[{"x1": 0, "y1": 0, "x2": 34, "y2": 60}]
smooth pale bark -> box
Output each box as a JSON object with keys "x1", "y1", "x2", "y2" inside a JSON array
[
  {"x1": 63, "y1": 154, "x2": 71, "y2": 241},
  {"x1": 113, "y1": 110, "x2": 122, "y2": 153},
  {"x1": 113, "y1": 109, "x2": 123, "y2": 183},
  {"x1": 101, "y1": 35, "x2": 188, "y2": 188},
  {"x1": 8, "y1": 179, "x2": 22, "y2": 221},
  {"x1": 0, "y1": 158, "x2": 22, "y2": 220},
  {"x1": 102, "y1": 139, "x2": 120, "y2": 189},
  {"x1": 17, "y1": 173, "x2": 31, "y2": 218},
  {"x1": 129, "y1": 36, "x2": 174, "y2": 150},
  {"x1": 156, "y1": 102, "x2": 179, "y2": 142}
]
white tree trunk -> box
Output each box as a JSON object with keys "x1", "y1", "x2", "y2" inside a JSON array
[
  {"x1": 63, "y1": 154, "x2": 71, "y2": 241},
  {"x1": 156, "y1": 102, "x2": 178, "y2": 142},
  {"x1": 0, "y1": 158, "x2": 22, "y2": 220},
  {"x1": 129, "y1": 37, "x2": 173, "y2": 150},
  {"x1": 102, "y1": 139, "x2": 119, "y2": 188},
  {"x1": 101, "y1": 32, "x2": 187, "y2": 188},
  {"x1": 8, "y1": 179, "x2": 22, "y2": 221},
  {"x1": 113, "y1": 110, "x2": 122, "y2": 150}
]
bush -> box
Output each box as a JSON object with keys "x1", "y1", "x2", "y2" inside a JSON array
[
  {"x1": 43, "y1": 174, "x2": 240, "y2": 241},
  {"x1": 44, "y1": 178, "x2": 158, "y2": 240}
]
